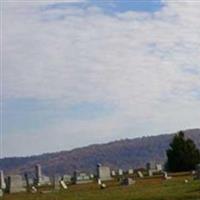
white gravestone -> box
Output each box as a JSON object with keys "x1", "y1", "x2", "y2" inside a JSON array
[
  {"x1": 111, "y1": 170, "x2": 116, "y2": 176},
  {"x1": 0, "y1": 171, "x2": 6, "y2": 190},
  {"x1": 137, "y1": 171, "x2": 144, "y2": 178},
  {"x1": 7, "y1": 175, "x2": 26, "y2": 193},
  {"x1": 128, "y1": 169, "x2": 133, "y2": 175},
  {"x1": 60, "y1": 180, "x2": 68, "y2": 189},
  {"x1": 97, "y1": 164, "x2": 112, "y2": 181},
  {"x1": 156, "y1": 164, "x2": 163, "y2": 171},
  {"x1": 163, "y1": 172, "x2": 172, "y2": 180},
  {"x1": 118, "y1": 169, "x2": 123, "y2": 176},
  {"x1": 53, "y1": 175, "x2": 61, "y2": 190}
]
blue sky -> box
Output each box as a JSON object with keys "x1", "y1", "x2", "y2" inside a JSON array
[
  {"x1": 5, "y1": 99, "x2": 115, "y2": 133},
  {"x1": 2, "y1": 0, "x2": 200, "y2": 157},
  {"x1": 45, "y1": 0, "x2": 164, "y2": 13}
]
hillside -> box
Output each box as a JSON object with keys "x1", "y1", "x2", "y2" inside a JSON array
[{"x1": 0, "y1": 129, "x2": 200, "y2": 176}]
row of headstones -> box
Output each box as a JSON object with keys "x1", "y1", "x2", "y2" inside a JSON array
[
  {"x1": 0, "y1": 164, "x2": 141, "y2": 196},
  {"x1": 0, "y1": 166, "x2": 68, "y2": 197},
  {"x1": 110, "y1": 168, "x2": 134, "y2": 176},
  {"x1": 97, "y1": 162, "x2": 163, "y2": 181},
  {"x1": 96, "y1": 163, "x2": 165, "y2": 182},
  {"x1": 0, "y1": 174, "x2": 67, "y2": 196},
  {"x1": 146, "y1": 162, "x2": 163, "y2": 176},
  {"x1": 0, "y1": 163, "x2": 165, "y2": 196},
  {"x1": 0, "y1": 162, "x2": 163, "y2": 195},
  {"x1": 1, "y1": 163, "x2": 200, "y2": 197},
  {"x1": 73, "y1": 163, "x2": 200, "y2": 187},
  {"x1": 0, "y1": 168, "x2": 161, "y2": 198},
  {"x1": 96, "y1": 163, "x2": 173, "y2": 187},
  {"x1": 75, "y1": 163, "x2": 200, "y2": 183},
  {"x1": 73, "y1": 165, "x2": 136, "y2": 184}
]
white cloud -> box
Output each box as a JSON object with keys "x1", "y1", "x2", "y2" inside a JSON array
[{"x1": 2, "y1": 0, "x2": 200, "y2": 156}]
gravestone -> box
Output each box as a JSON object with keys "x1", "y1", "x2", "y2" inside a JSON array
[
  {"x1": 121, "y1": 178, "x2": 135, "y2": 186},
  {"x1": 146, "y1": 162, "x2": 155, "y2": 176},
  {"x1": 60, "y1": 180, "x2": 68, "y2": 189},
  {"x1": 156, "y1": 164, "x2": 162, "y2": 171},
  {"x1": 137, "y1": 171, "x2": 144, "y2": 178},
  {"x1": 53, "y1": 175, "x2": 60, "y2": 190},
  {"x1": 97, "y1": 178, "x2": 102, "y2": 185},
  {"x1": 0, "y1": 171, "x2": 6, "y2": 190},
  {"x1": 148, "y1": 170, "x2": 153, "y2": 177},
  {"x1": 118, "y1": 169, "x2": 123, "y2": 176},
  {"x1": 90, "y1": 174, "x2": 94, "y2": 179},
  {"x1": 97, "y1": 164, "x2": 112, "y2": 181},
  {"x1": 34, "y1": 164, "x2": 51, "y2": 186},
  {"x1": 128, "y1": 169, "x2": 133, "y2": 175},
  {"x1": 41, "y1": 176, "x2": 51, "y2": 185},
  {"x1": 63, "y1": 174, "x2": 72, "y2": 183},
  {"x1": 111, "y1": 170, "x2": 116, "y2": 176},
  {"x1": 31, "y1": 186, "x2": 37, "y2": 193},
  {"x1": 146, "y1": 162, "x2": 162, "y2": 176},
  {"x1": 163, "y1": 171, "x2": 172, "y2": 180},
  {"x1": 73, "y1": 171, "x2": 92, "y2": 184},
  {"x1": 7, "y1": 175, "x2": 26, "y2": 193},
  {"x1": 35, "y1": 164, "x2": 42, "y2": 185},
  {"x1": 100, "y1": 183, "x2": 106, "y2": 189}
]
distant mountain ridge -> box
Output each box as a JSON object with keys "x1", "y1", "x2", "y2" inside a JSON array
[{"x1": 0, "y1": 129, "x2": 200, "y2": 176}]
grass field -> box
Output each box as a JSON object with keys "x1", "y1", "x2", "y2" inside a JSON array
[{"x1": 2, "y1": 175, "x2": 200, "y2": 200}]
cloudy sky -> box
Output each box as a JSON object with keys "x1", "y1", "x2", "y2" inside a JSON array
[{"x1": 1, "y1": 0, "x2": 200, "y2": 157}]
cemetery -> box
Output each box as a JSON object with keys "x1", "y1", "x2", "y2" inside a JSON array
[
  {"x1": 2, "y1": 0, "x2": 200, "y2": 198},
  {"x1": 0, "y1": 162, "x2": 200, "y2": 200},
  {"x1": 0, "y1": 132, "x2": 199, "y2": 199}
]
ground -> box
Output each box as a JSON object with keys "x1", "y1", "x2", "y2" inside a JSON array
[{"x1": 3, "y1": 174, "x2": 200, "y2": 200}]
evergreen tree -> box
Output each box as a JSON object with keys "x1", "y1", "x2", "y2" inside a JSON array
[{"x1": 166, "y1": 131, "x2": 200, "y2": 172}]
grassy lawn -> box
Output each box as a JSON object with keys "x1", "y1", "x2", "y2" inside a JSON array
[{"x1": 2, "y1": 175, "x2": 200, "y2": 200}]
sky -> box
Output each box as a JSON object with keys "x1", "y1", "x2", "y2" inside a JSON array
[{"x1": 1, "y1": 0, "x2": 200, "y2": 157}]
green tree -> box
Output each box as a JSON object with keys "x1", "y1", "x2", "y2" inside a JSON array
[{"x1": 166, "y1": 131, "x2": 200, "y2": 172}]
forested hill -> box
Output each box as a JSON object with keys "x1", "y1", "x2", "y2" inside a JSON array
[{"x1": 0, "y1": 129, "x2": 200, "y2": 175}]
